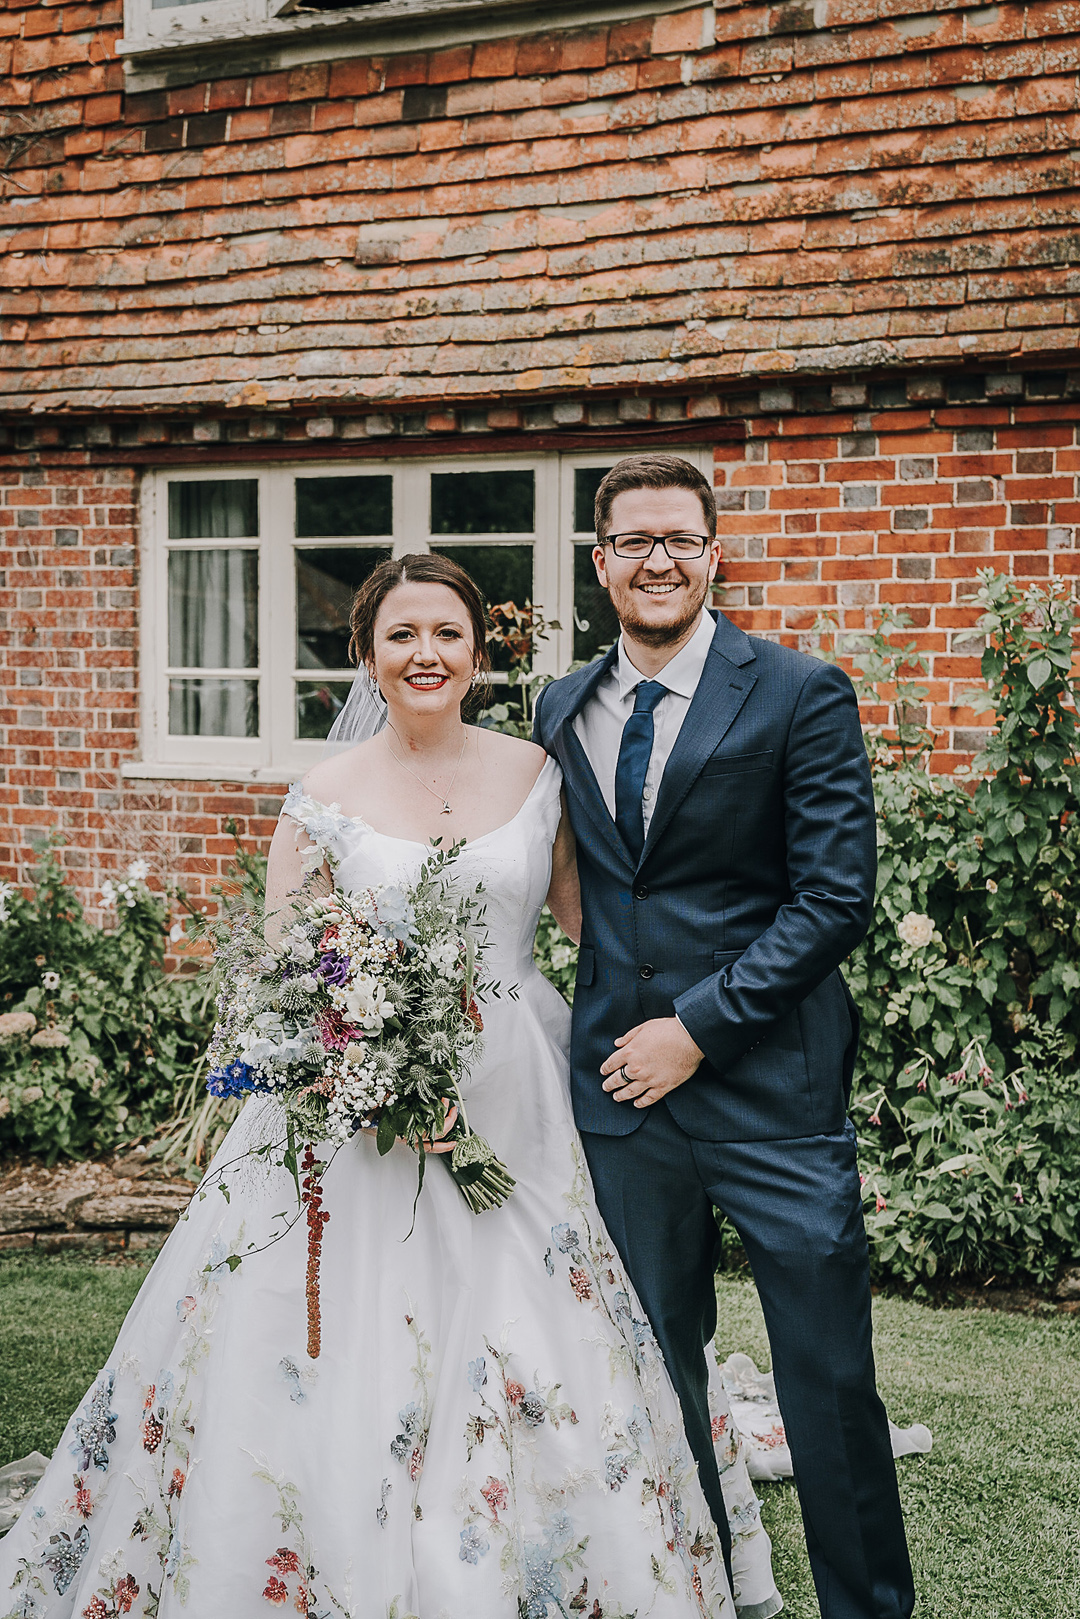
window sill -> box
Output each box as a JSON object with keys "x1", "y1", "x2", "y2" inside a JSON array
[
  {"x1": 121, "y1": 761, "x2": 292, "y2": 785},
  {"x1": 119, "y1": 0, "x2": 689, "y2": 90}
]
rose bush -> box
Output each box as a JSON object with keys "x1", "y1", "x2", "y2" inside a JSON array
[{"x1": 0, "y1": 842, "x2": 210, "y2": 1163}]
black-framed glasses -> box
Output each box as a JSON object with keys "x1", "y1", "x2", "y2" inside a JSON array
[{"x1": 604, "y1": 532, "x2": 711, "y2": 560}]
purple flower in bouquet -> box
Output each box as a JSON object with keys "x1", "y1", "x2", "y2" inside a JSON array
[{"x1": 318, "y1": 950, "x2": 351, "y2": 987}]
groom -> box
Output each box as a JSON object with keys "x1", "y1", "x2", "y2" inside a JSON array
[{"x1": 534, "y1": 455, "x2": 914, "y2": 1619}]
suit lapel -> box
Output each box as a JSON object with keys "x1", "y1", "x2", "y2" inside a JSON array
[
  {"x1": 547, "y1": 646, "x2": 632, "y2": 868},
  {"x1": 639, "y1": 615, "x2": 757, "y2": 866}
]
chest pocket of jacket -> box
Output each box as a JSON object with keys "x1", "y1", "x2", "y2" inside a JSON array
[{"x1": 700, "y1": 749, "x2": 774, "y2": 778}]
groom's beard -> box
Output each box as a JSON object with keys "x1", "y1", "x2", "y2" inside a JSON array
[{"x1": 609, "y1": 568, "x2": 710, "y2": 648}]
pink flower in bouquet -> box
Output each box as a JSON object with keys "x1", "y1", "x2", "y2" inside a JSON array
[{"x1": 315, "y1": 1008, "x2": 354, "y2": 1052}]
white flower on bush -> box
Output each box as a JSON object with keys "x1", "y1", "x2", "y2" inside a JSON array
[
  {"x1": 20, "y1": 1086, "x2": 44, "y2": 1105},
  {"x1": 169, "y1": 922, "x2": 185, "y2": 943},
  {"x1": 31, "y1": 1028, "x2": 69, "y2": 1049},
  {"x1": 897, "y1": 912, "x2": 934, "y2": 950},
  {"x1": 127, "y1": 859, "x2": 151, "y2": 882},
  {"x1": 0, "y1": 880, "x2": 15, "y2": 923},
  {"x1": 42, "y1": 970, "x2": 60, "y2": 990},
  {"x1": 99, "y1": 876, "x2": 137, "y2": 909},
  {"x1": 0, "y1": 1011, "x2": 36, "y2": 1039},
  {"x1": 985, "y1": 879, "x2": 998, "y2": 893}
]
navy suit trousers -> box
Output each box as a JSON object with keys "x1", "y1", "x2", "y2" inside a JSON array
[{"x1": 581, "y1": 1103, "x2": 916, "y2": 1619}]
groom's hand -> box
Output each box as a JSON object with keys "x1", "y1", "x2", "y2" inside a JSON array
[{"x1": 600, "y1": 1018, "x2": 704, "y2": 1108}]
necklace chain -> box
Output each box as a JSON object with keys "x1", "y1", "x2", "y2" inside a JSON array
[{"x1": 385, "y1": 723, "x2": 469, "y2": 815}]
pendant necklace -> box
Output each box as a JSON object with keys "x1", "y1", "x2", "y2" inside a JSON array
[{"x1": 386, "y1": 723, "x2": 469, "y2": 815}]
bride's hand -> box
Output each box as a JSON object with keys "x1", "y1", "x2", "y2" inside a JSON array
[{"x1": 418, "y1": 1103, "x2": 458, "y2": 1155}]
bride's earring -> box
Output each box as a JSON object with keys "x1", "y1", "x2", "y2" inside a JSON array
[{"x1": 366, "y1": 667, "x2": 382, "y2": 700}]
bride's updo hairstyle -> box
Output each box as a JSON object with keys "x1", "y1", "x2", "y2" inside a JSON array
[{"x1": 348, "y1": 552, "x2": 492, "y2": 706}]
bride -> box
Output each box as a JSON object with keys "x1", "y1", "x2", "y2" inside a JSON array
[{"x1": 0, "y1": 553, "x2": 782, "y2": 1619}]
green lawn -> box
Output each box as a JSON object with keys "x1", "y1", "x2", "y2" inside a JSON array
[
  {"x1": 2, "y1": 1256, "x2": 1078, "y2": 1617},
  {"x1": 715, "y1": 1277, "x2": 1080, "y2": 1619},
  {"x1": 0, "y1": 1252, "x2": 154, "y2": 1470}
]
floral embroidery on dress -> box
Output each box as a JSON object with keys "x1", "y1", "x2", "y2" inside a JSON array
[
  {"x1": 76, "y1": 1549, "x2": 141, "y2": 1619},
  {"x1": 70, "y1": 1377, "x2": 118, "y2": 1474},
  {"x1": 282, "y1": 787, "x2": 351, "y2": 876},
  {"x1": 252, "y1": 1464, "x2": 354, "y2": 1618},
  {"x1": 387, "y1": 1310, "x2": 432, "y2": 1513}
]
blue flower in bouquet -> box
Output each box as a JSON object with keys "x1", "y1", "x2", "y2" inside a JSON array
[
  {"x1": 207, "y1": 1060, "x2": 256, "y2": 1098},
  {"x1": 372, "y1": 885, "x2": 416, "y2": 944},
  {"x1": 318, "y1": 950, "x2": 351, "y2": 987}
]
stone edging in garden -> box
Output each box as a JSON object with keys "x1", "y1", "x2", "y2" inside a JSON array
[{"x1": 0, "y1": 1155, "x2": 194, "y2": 1253}]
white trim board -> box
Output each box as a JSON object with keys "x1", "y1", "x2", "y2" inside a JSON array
[{"x1": 120, "y1": 0, "x2": 704, "y2": 91}]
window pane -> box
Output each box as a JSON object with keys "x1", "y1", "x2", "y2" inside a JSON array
[
  {"x1": 295, "y1": 680, "x2": 357, "y2": 741},
  {"x1": 430, "y1": 470, "x2": 534, "y2": 534},
  {"x1": 295, "y1": 476, "x2": 393, "y2": 538},
  {"x1": 573, "y1": 466, "x2": 612, "y2": 534},
  {"x1": 296, "y1": 547, "x2": 391, "y2": 670},
  {"x1": 573, "y1": 544, "x2": 620, "y2": 663},
  {"x1": 168, "y1": 679, "x2": 258, "y2": 738},
  {"x1": 168, "y1": 549, "x2": 258, "y2": 669},
  {"x1": 168, "y1": 480, "x2": 258, "y2": 539},
  {"x1": 431, "y1": 543, "x2": 533, "y2": 673}
]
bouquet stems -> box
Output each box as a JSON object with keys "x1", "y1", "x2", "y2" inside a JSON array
[{"x1": 444, "y1": 1126, "x2": 516, "y2": 1212}]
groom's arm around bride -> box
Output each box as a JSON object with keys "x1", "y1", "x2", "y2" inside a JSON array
[{"x1": 534, "y1": 454, "x2": 915, "y2": 1619}]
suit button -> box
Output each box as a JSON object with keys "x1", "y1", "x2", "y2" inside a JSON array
[
  {"x1": 638, "y1": 963, "x2": 655, "y2": 980},
  {"x1": 633, "y1": 884, "x2": 649, "y2": 901}
]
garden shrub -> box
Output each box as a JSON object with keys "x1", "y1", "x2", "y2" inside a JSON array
[
  {"x1": 843, "y1": 570, "x2": 1080, "y2": 1287},
  {"x1": 0, "y1": 844, "x2": 210, "y2": 1163}
]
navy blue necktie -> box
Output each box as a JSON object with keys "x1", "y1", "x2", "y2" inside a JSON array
[{"x1": 614, "y1": 679, "x2": 667, "y2": 861}]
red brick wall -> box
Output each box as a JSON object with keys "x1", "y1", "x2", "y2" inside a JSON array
[
  {"x1": 3, "y1": 386, "x2": 1077, "y2": 911},
  {"x1": 0, "y1": 452, "x2": 279, "y2": 923},
  {"x1": 716, "y1": 391, "x2": 1080, "y2": 773}
]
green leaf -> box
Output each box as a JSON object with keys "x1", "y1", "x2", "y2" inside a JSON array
[
  {"x1": 377, "y1": 1111, "x2": 397, "y2": 1157},
  {"x1": 1026, "y1": 657, "x2": 1052, "y2": 689},
  {"x1": 225, "y1": 1254, "x2": 243, "y2": 1272}
]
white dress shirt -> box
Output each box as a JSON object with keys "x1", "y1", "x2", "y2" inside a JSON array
[{"x1": 573, "y1": 609, "x2": 715, "y2": 836}]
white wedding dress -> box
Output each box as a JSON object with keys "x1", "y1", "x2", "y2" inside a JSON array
[{"x1": 0, "y1": 757, "x2": 782, "y2": 1619}]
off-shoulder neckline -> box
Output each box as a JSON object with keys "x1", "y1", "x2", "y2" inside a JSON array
[{"x1": 286, "y1": 753, "x2": 559, "y2": 852}]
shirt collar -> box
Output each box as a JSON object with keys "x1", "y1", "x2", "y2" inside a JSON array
[{"x1": 615, "y1": 609, "x2": 716, "y2": 701}]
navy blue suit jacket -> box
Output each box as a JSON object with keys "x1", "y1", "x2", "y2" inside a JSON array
[{"x1": 533, "y1": 611, "x2": 876, "y2": 1141}]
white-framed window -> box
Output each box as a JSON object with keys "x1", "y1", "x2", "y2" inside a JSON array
[{"x1": 135, "y1": 448, "x2": 712, "y2": 780}]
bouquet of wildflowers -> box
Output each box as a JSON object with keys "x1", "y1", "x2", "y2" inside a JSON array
[{"x1": 202, "y1": 841, "x2": 513, "y2": 1354}]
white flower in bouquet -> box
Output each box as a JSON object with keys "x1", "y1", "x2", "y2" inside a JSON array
[
  {"x1": 897, "y1": 912, "x2": 934, "y2": 950},
  {"x1": 428, "y1": 936, "x2": 462, "y2": 977},
  {"x1": 336, "y1": 972, "x2": 394, "y2": 1031}
]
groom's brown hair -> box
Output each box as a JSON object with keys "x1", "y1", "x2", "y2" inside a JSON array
[{"x1": 593, "y1": 454, "x2": 717, "y2": 541}]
